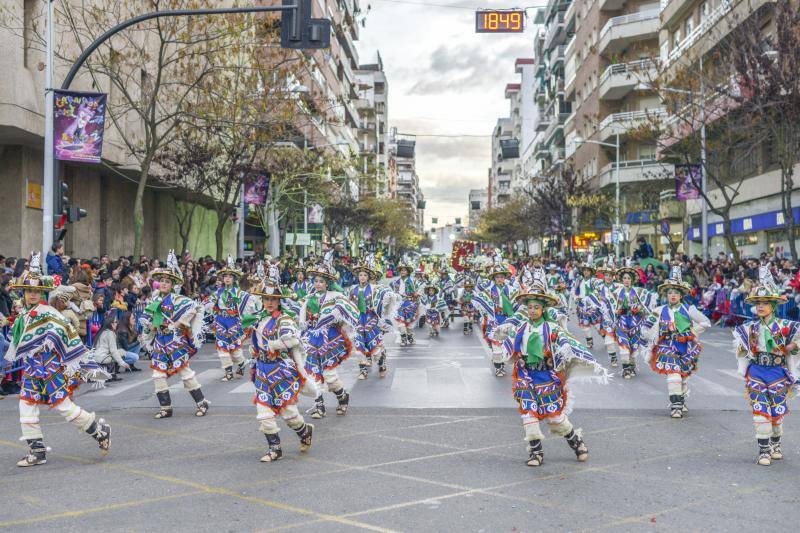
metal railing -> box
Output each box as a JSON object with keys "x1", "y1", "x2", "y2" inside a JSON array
[
  {"x1": 665, "y1": 0, "x2": 733, "y2": 66},
  {"x1": 598, "y1": 108, "x2": 667, "y2": 131},
  {"x1": 599, "y1": 58, "x2": 657, "y2": 85},
  {"x1": 599, "y1": 8, "x2": 659, "y2": 41}
]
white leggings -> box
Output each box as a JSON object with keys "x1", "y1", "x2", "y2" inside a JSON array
[
  {"x1": 153, "y1": 366, "x2": 201, "y2": 395},
  {"x1": 521, "y1": 413, "x2": 574, "y2": 441},
  {"x1": 217, "y1": 347, "x2": 245, "y2": 369},
  {"x1": 19, "y1": 398, "x2": 95, "y2": 441}
]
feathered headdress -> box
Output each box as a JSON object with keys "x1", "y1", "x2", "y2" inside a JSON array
[
  {"x1": 151, "y1": 249, "x2": 184, "y2": 283},
  {"x1": 658, "y1": 264, "x2": 691, "y2": 295},
  {"x1": 11, "y1": 251, "x2": 55, "y2": 292},
  {"x1": 218, "y1": 253, "x2": 243, "y2": 278},
  {"x1": 745, "y1": 265, "x2": 787, "y2": 304}
]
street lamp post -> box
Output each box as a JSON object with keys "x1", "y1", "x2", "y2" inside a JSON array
[
  {"x1": 575, "y1": 133, "x2": 622, "y2": 256},
  {"x1": 639, "y1": 62, "x2": 708, "y2": 259}
]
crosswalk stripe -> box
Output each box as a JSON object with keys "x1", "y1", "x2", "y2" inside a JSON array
[
  {"x1": 691, "y1": 375, "x2": 739, "y2": 396},
  {"x1": 91, "y1": 376, "x2": 151, "y2": 396},
  {"x1": 168, "y1": 369, "x2": 218, "y2": 391},
  {"x1": 230, "y1": 381, "x2": 255, "y2": 394}
]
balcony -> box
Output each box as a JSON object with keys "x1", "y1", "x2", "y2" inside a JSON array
[
  {"x1": 565, "y1": 0, "x2": 576, "y2": 31},
  {"x1": 599, "y1": 0, "x2": 627, "y2": 10},
  {"x1": 598, "y1": 59, "x2": 657, "y2": 100},
  {"x1": 587, "y1": 159, "x2": 667, "y2": 191},
  {"x1": 597, "y1": 108, "x2": 666, "y2": 143},
  {"x1": 536, "y1": 111, "x2": 551, "y2": 132},
  {"x1": 598, "y1": 9, "x2": 659, "y2": 55},
  {"x1": 550, "y1": 44, "x2": 566, "y2": 70},
  {"x1": 544, "y1": 11, "x2": 567, "y2": 50},
  {"x1": 662, "y1": 0, "x2": 739, "y2": 68}
]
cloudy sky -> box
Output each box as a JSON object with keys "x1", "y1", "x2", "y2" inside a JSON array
[{"x1": 356, "y1": 0, "x2": 537, "y2": 229}]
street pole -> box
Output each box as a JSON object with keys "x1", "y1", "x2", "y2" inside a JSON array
[
  {"x1": 699, "y1": 54, "x2": 709, "y2": 260},
  {"x1": 303, "y1": 189, "x2": 308, "y2": 257},
  {"x1": 42, "y1": 0, "x2": 55, "y2": 270},
  {"x1": 615, "y1": 132, "x2": 621, "y2": 257},
  {"x1": 238, "y1": 182, "x2": 245, "y2": 259}
]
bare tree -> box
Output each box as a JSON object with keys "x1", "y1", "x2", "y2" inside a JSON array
[
  {"x1": 727, "y1": 2, "x2": 800, "y2": 261},
  {"x1": 0, "y1": 1, "x2": 288, "y2": 257}
]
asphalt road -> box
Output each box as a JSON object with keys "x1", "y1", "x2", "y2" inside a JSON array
[{"x1": 1, "y1": 316, "x2": 800, "y2": 531}]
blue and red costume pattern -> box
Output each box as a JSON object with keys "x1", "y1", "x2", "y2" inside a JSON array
[
  {"x1": 734, "y1": 319, "x2": 800, "y2": 422},
  {"x1": 145, "y1": 293, "x2": 199, "y2": 376},
  {"x1": 349, "y1": 284, "x2": 383, "y2": 356},
  {"x1": 644, "y1": 305, "x2": 703, "y2": 377},
  {"x1": 602, "y1": 287, "x2": 653, "y2": 353},
  {"x1": 301, "y1": 292, "x2": 359, "y2": 383},
  {"x1": 574, "y1": 279, "x2": 602, "y2": 328},
  {"x1": 498, "y1": 319, "x2": 602, "y2": 419},
  {"x1": 390, "y1": 277, "x2": 420, "y2": 328},
  {"x1": 251, "y1": 314, "x2": 305, "y2": 414},
  {"x1": 210, "y1": 287, "x2": 255, "y2": 352}
]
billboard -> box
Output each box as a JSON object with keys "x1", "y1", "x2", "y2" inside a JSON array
[{"x1": 53, "y1": 90, "x2": 107, "y2": 163}]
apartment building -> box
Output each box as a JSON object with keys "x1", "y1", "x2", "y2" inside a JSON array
[
  {"x1": 0, "y1": 0, "x2": 364, "y2": 258},
  {"x1": 563, "y1": 0, "x2": 668, "y2": 254},
  {"x1": 489, "y1": 115, "x2": 514, "y2": 208},
  {"x1": 532, "y1": 0, "x2": 574, "y2": 181},
  {"x1": 468, "y1": 188, "x2": 488, "y2": 231},
  {"x1": 389, "y1": 131, "x2": 425, "y2": 233},
  {"x1": 355, "y1": 53, "x2": 390, "y2": 198},
  {"x1": 659, "y1": 0, "x2": 786, "y2": 257}
]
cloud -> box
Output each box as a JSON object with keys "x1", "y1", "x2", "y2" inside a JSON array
[
  {"x1": 407, "y1": 42, "x2": 531, "y2": 95},
  {"x1": 415, "y1": 136, "x2": 488, "y2": 161}
]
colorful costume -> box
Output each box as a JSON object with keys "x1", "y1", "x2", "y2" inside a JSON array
[
  {"x1": 206, "y1": 255, "x2": 262, "y2": 381},
  {"x1": 641, "y1": 267, "x2": 711, "y2": 417},
  {"x1": 493, "y1": 279, "x2": 608, "y2": 467},
  {"x1": 249, "y1": 264, "x2": 316, "y2": 463},
  {"x1": 438, "y1": 271, "x2": 457, "y2": 327},
  {"x1": 301, "y1": 256, "x2": 360, "y2": 418},
  {"x1": 5, "y1": 253, "x2": 110, "y2": 467},
  {"x1": 459, "y1": 283, "x2": 476, "y2": 335},
  {"x1": 573, "y1": 255, "x2": 603, "y2": 348},
  {"x1": 600, "y1": 260, "x2": 656, "y2": 379},
  {"x1": 141, "y1": 250, "x2": 209, "y2": 419},
  {"x1": 420, "y1": 285, "x2": 448, "y2": 338},
  {"x1": 390, "y1": 262, "x2": 422, "y2": 346},
  {"x1": 350, "y1": 256, "x2": 398, "y2": 380},
  {"x1": 472, "y1": 259, "x2": 518, "y2": 377},
  {"x1": 732, "y1": 267, "x2": 800, "y2": 466}
]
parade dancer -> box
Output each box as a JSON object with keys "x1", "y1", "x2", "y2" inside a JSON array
[
  {"x1": 421, "y1": 284, "x2": 448, "y2": 338},
  {"x1": 390, "y1": 259, "x2": 421, "y2": 346},
  {"x1": 438, "y1": 270, "x2": 456, "y2": 328},
  {"x1": 592, "y1": 258, "x2": 621, "y2": 368},
  {"x1": 141, "y1": 251, "x2": 209, "y2": 419},
  {"x1": 573, "y1": 255, "x2": 602, "y2": 349},
  {"x1": 732, "y1": 267, "x2": 800, "y2": 466},
  {"x1": 5, "y1": 253, "x2": 111, "y2": 467},
  {"x1": 493, "y1": 279, "x2": 608, "y2": 467},
  {"x1": 350, "y1": 255, "x2": 398, "y2": 380},
  {"x1": 206, "y1": 255, "x2": 262, "y2": 382},
  {"x1": 602, "y1": 259, "x2": 655, "y2": 379},
  {"x1": 641, "y1": 267, "x2": 711, "y2": 418},
  {"x1": 249, "y1": 263, "x2": 316, "y2": 463},
  {"x1": 473, "y1": 255, "x2": 518, "y2": 377},
  {"x1": 546, "y1": 263, "x2": 569, "y2": 311},
  {"x1": 459, "y1": 281, "x2": 476, "y2": 335},
  {"x1": 291, "y1": 266, "x2": 311, "y2": 300},
  {"x1": 301, "y1": 254, "x2": 360, "y2": 419}
]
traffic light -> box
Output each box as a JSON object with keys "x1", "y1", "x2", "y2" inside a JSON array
[
  {"x1": 67, "y1": 206, "x2": 88, "y2": 223},
  {"x1": 57, "y1": 181, "x2": 69, "y2": 216},
  {"x1": 280, "y1": 0, "x2": 330, "y2": 49}
]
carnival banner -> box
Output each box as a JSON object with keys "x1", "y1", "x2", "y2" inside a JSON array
[
  {"x1": 244, "y1": 175, "x2": 270, "y2": 205},
  {"x1": 675, "y1": 164, "x2": 702, "y2": 200},
  {"x1": 53, "y1": 90, "x2": 107, "y2": 163},
  {"x1": 450, "y1": 240, "x2": 476, "y2": 272}
]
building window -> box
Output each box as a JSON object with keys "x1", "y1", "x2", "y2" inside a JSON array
[
  {"x1": 685, "y1": 15, "x2": 694, "y2": 38},
  {"x1": 700, "y1": 1, "x2": 709, "y2": 20},
  {"x1": 673, "y1": 28, "x2": 682, "y2": 49}
]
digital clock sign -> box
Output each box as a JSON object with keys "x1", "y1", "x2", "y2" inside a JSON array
[{"x1": 475, "y1": 10, "x2": 525, "y2": 33}]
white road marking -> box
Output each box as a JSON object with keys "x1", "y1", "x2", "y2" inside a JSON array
[{"x1": 692, "y1": 375, "x2": 739, "y2": 396}]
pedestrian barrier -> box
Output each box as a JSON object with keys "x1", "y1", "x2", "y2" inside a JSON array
[{"x1": 700, "y1": 287, "x2": 799, "y2": 325}]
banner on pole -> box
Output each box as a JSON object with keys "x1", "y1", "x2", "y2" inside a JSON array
[
  {"x1": 53, "y1": 90, "x2": 107, "y2": 163},
  {"x1": 244, "y1": 175, "x2": 270, "y2": 206},
  {"x1": 675, "y1": 164, "x2": 702, "y2": 200}
]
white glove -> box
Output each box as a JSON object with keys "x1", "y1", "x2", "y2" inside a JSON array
[{"x1": 267, "y1": 339, "x2": 285, "y2": 351}]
